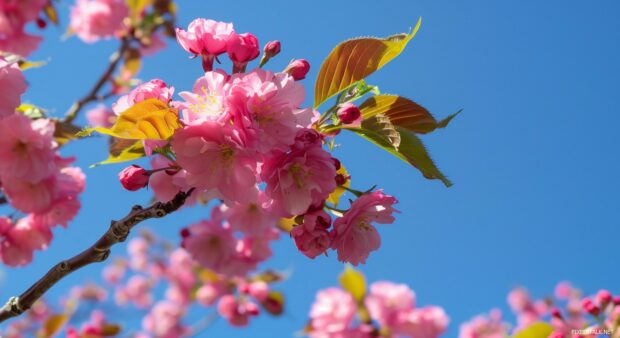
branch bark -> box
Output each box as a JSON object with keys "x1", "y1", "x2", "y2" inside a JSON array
[
  {"x1": 0, "y1": 188, "x2": 194, "y2": 324},
  {"x1": 63, "y1": 37, "x2": 131, "y2": 124}
]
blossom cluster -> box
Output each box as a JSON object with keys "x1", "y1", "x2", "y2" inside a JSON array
[
  {"x1": 109, "y1": 18, "x2": 399, "y2": 275},
  {"x1": 306, "y1": 281, "x2": 449, "y2": 338},
  {"x1": 0, "y1": 0, "x2": 48, "y2": 57},
  {"x1": 69, "y1": 0, "x2": 129, "y2": 43},
  {"x1": 459, "y1": 282, "x2": 620, "y2": 338},
  {"x1": 0, "y1": 57, "x2": 85, "y2": 266}
]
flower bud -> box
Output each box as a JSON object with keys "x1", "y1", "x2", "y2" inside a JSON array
[
  {"x1": 550, "y1": 307, "x2": 563, "y2": 319},
  {"x1": 118, "y1": 165, "x2": 150, "y2": 191},
  {"x1": 284, "y1": 59, "x2": 310, "y2": 80},
  {"x1": 335, "y1": 174, "x2": 347, "y2": 186},
  {"x1": 227, "y1": 32, "x2": 260, "y2": 73},
  {"x1": 263, "y1": 40, "x2": 281, "y2": 58},
  {"x1": 337, "y1": 103, "x2": 362, "y2": 125},
  {"x1": 582, "y1": 298, "x2": 600, "y2": 316},
  {"x1": 613, "y1": 296, "x2": 620, "y2": 306},
  {"x1": 596, "y1": 289, "x2": 612, "y2": 307}
]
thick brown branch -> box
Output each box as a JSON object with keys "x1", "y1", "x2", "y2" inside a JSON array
[
  {"x1": 63, "y1": 37, "x2": 131, "y2": 123},
  {"x1": 0, "y1": 189, "x2": 194, "y2": 324}
]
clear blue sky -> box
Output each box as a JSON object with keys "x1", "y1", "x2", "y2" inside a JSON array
[{"x1": 2, "y1": 1, "x2": 619, "y2": 336}]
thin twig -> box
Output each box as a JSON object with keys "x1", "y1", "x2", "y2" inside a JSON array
[
  {"x1": 0, "y1": 196, "x2": 7, "y2": 205},
  {"x1": 0, "y1": 188, "x2": 194, "y2": 324},
  {"x1": 62, "y1": 37, "x2": 131, "y2": 124}
]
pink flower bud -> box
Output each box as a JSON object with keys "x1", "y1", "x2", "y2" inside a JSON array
[
  {"x1": 550, "y1": 307, "x2": 563, "y2": 319},
  {"x1": 227, "y1": 32, "x2": 260, "y2": 72},
  {"x1": 613, "y1": 296, "x2": 620, "y2": 306},
  {"x1": 248, "y1": 281, "x2": 269, "y2": 301},
  {"x1": 284, "y1": 59, "x2": 310, "y2": 80},
  {"x1": 582, "y1": 297, "x2": 600, "y2": 316},
  {"x1": 337, "y1": 103, "x2": 362, "y2": 125},
  {"x1": 118, "y1": 165, "x2": 150, "y2": 191},
  {"x1": 263, "y1": 40, "x2": 281, "y2": 57},
  {"x1": 596, "y1": 289, "x2": 612, "y2": 307}
]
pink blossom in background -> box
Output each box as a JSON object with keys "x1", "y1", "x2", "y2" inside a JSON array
[
  {"x1": 85, "y1": 105, "x2": 116, "y2": 127},
  {"x1": 0, "y1": 0, "x2": 47, "y2": 56},
  {"x1": 309, "y1": 288, "x2": 357, "y2": 337},
  {"x1": 331, "y1": 190, "x2": 398, "y2": 265},
  {"x1": 142, "y1": 300, "x2": 189, "y2": 338},
  {"x1": 115, "y1": 275, "x2": 153, "y2": 308},
  {"x1": 0, "y1": 215, "x2": 51, "y2": 266},
  {"x1": 0, "y1": 56, "x2": 27, "y2": 118},
  {"x1": 181, "y1": 219, "x2": 238, "y2": 275},
  {"x1": 459, "y1": 309, "x2": 508, "y2": 338},
  {"x1": 69, "y1": 0, "x2": 129, "y2": 43},
  {"x1": 218, "y1": 294, "x2": 260, "y2": 327},
  {"x1": 396, "y1": 306, "x2": 450, "y2": 338},
  {"x1": 365, "y1": 281, "x2": 416, "y2": 328}
]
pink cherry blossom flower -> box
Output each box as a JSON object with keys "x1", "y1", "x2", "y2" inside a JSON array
[
  {"x1": 31, "y1": 165, "x2": 85, "y2": 227},
  {"x1": 69, "y1": 0, "x2": 129, "y2": 43},
  {"x1": 179, "y1": 70, "x2": 230, "y2": 124},
  {"x1": 85, "y1": 105, "x2": 115, "y2": 127},
  {"x1": 0, "y1": 57, "x2": 27, "y2": 118},
  {"x1": 227, "y1": 69, "x2": 312, "y2": 153},
  {"x1": 218, "y1": 295, "x2": 260, "y2": 327},
  {"x1": 0, "y1": 0, "x2": 47, "y2": 56},
  {"x1": 181, "y1": 219, "x2": 238, "y2": 275},
  {"x1": 176, "y1": 19, "x2": 234, "y2": 56},
  {"x1": 396, "y1": 306, "x2": 449, "y2": 338},
  {"x1": 310, "y1": 288, "x2": 357, "y2": 335},
  {"x1": 196, "y1": 282, "x2": 224, "y2": 306},
  {"x1": 113, "y1": 79, "x2": 175, "y2": 114},
  {"x1": 118, "y1": 165, "x2": 150, "y2": 191},
  {"x1": 291, "y1": 209, "x2": 332, "y2": 258},
  {"x1": 142, "y1": 300, "x2": 189, "y2": 338},
  {"x1": 220, "y1": 192, "x2": 277, "y2": 236},
  {"x1": 365, "y1": 281, "x2": 416, "y2": 328},
  {"x1": 171, "y1": 121, "x2": 258, "y2": 203},
  {"x1": 0, "y1": 114, "x2": 57, "y2": 183},
  {"x1": 0, "y1": 215, "x2": 51, "y2": 266},
  {"x1": 459, "y1": 309, "x2": 508, "y2": 338},
  {"x1": 331, "y1": 190, "x2": 398, "y2": 265},
  {"x1": 227, "y1": 32, "x2": 260, "y2": 72},
  {"x1": 115, "y1": 275, "x2": 153, "y2": 308},
  {"x1": 261, "y1": 137, "x2": 337, "y2": 216},
  {"x1": 337, "y1": 103, "x2": 362, "y2": 126}
]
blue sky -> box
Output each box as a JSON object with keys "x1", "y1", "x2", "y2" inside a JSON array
[{"x1": 2, "y1": 0, "x2": 619, "y2": 336}]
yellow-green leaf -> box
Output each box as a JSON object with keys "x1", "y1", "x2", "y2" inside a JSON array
[
  {"x1": 339, "y1": 265, "x2": 366, "y2": 302},
  {"x1": 511, "y1": 322, "x2": 554, "y2": 338},
  {"x1": 91, "y1": 140, "x2": 145, "y2": 167},
  {"x1": 277, "y1": 216, "x2": 297, "y2": 233},
  {"x1": 77, "y1": 99, "x2": 179, "y2": 140},
  {"x1": 359, "y1": 95, "x2": 457, "y2": 134},
  {"x1": 16, "y1": 103, "x2": 46, "y2": 119},
  {"x1": 327, "y1": 164, "x2": 350, "y2": 206},
  {"x1": 128, "y1": 0, "x2": 153, "y2": 19},
  {"x1": 101, "y1": 323, "x2": 122, "y2": 336},
  {"x1": 314, "y1": 18, "x2": 422, "y2": 108},
  {"x1": 54, "y1": 120, "x2": 82, "y2": 146},
  {"x1": 122, "y1": 47, "x2": 142, "y2": 77},
  {"x1": 41, "y1": 314, "x2": 70, "y2": 338}
]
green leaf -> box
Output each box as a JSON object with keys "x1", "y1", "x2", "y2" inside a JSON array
[
  {"x1": 359, "y1": 95, "x2": 458, "y2": 134},
  {"x1": 314, "y1": 18, "x2": 422, "y2": 108},
  {"x1": 511, "y1": 322, "x2": 554, "y2": 338},
  {"x1": 336, "y1": 80, "x2": 380, "y2": 105},
  {"x1": 91, "y1": 140, "x2": 145, "y2": 167},
  {"x1": 349, "y1": 123, "x2": 452, "y2": 187},
  {"x1": 339, "y1": 265, "x2": 366, "y2": 302}
]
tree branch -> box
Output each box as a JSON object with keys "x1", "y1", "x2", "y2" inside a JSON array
[
  {"x1": 0, "y1": 196, "x2": 7, "y2": 205},
  {"x1": 63, "y1": 37, "x2": 131, "y2": 124},
  {"x1": 0, "y1": 188, "x2": 194, "y2": 324}
]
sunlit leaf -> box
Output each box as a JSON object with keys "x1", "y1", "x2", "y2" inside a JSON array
[
  {"x1": 327, "y1": 164, "x2": 350, "y2": 206},
  {"x1": 277, "y1": 217, "x2": 297, "y2": 233},
  {"x1": 359, "y1": 95, "x2": 458, "y2": 134},
  {"x1": 122, "y1": 47, "x2": 142, "y2": 77},
  {"x1": 314, "y1": 18, "x2": 422, "y2": 108},
  {"x1": 77, "y1": 99, "x2": 180, "y2": 140},
  {"x1": 18, "y1": 59, "x2": 47, "y2": 70},
  {"x1": 261, "y1": 291, "x2": 285, "y2": 316},
  {"x1": 91, "y1": 140, "x2": 145, "y2": 167},
  {"x1": 54, "y1": 120, "x2": 82, "y2": 146},
  {"x1": 16, "y1": 103, "x2": 46, "y2": 119},
  {"x1": 43, "y1": 4, "x2": 59, "y2": 25},
  {"x1": 101, "y1": 323, "x2": 122, "y2": 336},
  {"x1": 127, "y1": 0, "x2": 153, "y2": 19},
  {"x1": 511, "y1": 322, "x2": 554, "y2": 338},
  {"x1": 339, "y1": 265, "x2": 366, "y2": 302},
  {"x1": 41, "y1": 314, "x2": 70, "y2": 338}
]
